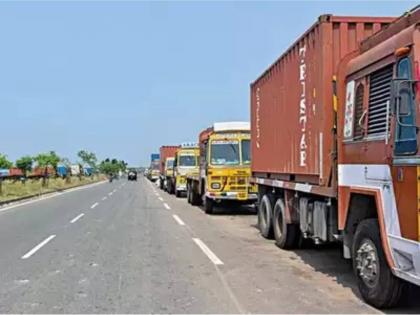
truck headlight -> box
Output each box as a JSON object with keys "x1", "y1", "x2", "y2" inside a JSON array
[{"x1": 211, "y1": 182, "x2": 221, "y2": 189}]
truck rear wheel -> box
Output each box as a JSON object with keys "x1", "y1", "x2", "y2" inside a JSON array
[
  {"x1": 258, "y1": 195, "x2": 274, "y2": 239},
  {"x1": 352, "y1": 219, "x2": 404, "y2": 308},
  {"x1": 204, "y1": 197, "x2": 214, "y2": 214},
  {"x1": 273, "y1": 198, "x2": 299, "y2": 249},
  {"x1": 175, "y1": 190, "x2": 182, "y2": 198}
]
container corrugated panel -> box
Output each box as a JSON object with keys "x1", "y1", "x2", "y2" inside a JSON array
[
  {"x1": 159, "y1": 145, "x2": 180, "y2": 174},
  {"x1": 251, "y1": 15, "x2": 394, "y2": 187}
]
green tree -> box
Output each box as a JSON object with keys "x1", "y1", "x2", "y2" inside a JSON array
[
  {"x1": 34, "y1": 151, "x2": 60, "y2": 170},
  {"x1": 0, "y1": 154, "x2": 12, "y2": 169},
  {"x1": 77, "y1": 150, "x2": 97, "y2": 169},
  {"x1": 34, "y1": 151, "x2": 60, "y2": 186},
  {"x1": 15, "y1": 156, "x2": 33, "y2": 177}
]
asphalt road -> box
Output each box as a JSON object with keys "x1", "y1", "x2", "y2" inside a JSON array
[{"x1": 0, "y1": 177, "x2": 419, "y2": 313}]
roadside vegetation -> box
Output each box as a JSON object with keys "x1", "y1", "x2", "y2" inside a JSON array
[{"x1": 0, "y1": 150, "x2": 127, "y2": 203}]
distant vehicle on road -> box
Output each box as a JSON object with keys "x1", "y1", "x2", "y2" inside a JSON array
[{"x1": 128, "y1": 170, "x2": 137, "y2": 181}]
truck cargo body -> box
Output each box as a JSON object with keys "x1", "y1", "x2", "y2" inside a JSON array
[
  {"x1": 251, "y1": 15, "x2": 394, "y2": 194},
  {"x1": 250, "y1": 11, "x2": 420, "y2": 308}
]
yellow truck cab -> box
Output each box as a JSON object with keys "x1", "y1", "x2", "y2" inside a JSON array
[
  {"x1": 187, "y1": 122, "x2": 257, "y2": 213},
  {"x1": 171, "y1": 143, "x2": 199, "y2": 197},
  {"x1": 163, "y1": 157, "x2": 175, "y2": 191}
]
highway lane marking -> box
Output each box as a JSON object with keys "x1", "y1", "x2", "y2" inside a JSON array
[
  {"x1": 22, "y1": 235, "x2": 56, "y2": 259},
  {"x1": 108, "y1": 192, "x2": 113, "y2": 196},
  {"x1": 70, "y1": 213, "x2": 85, "y2": 223},
  {"x1": 0, "y1": 180, "x2": 107, "y2": 214},
  {"x1": 158, "y1": 197, "x2": 163, "y2": 201},
  {"x1": 112, "y1": 189, "x2": 117, "y2": 193},
  {"x1": 91, "y1": 202, "x2": 99, "y2": 209},
  {"x1": 192, "y1": 238, "x2": 224, "y2": 265},
  {"x1": 163, "y1": 203, "x2": 171, "y2": 210},
  {"x1": 102, "y1": 196, "x2": 107, "y2": 201},
  {"x1": 172, "y1": 214, "x2": 185, "y2": 226}
]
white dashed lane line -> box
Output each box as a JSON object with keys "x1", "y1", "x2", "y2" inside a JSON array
[
  {"x1": 163, "y1": 203, "x2": 171, "y2": 210},
  {"x1": 21, "y1": 235, "x2": 56, "y2": 260},
  {"x1": 192, "y1": 238, "x2": 224, "y2": 265},
  {"x1": 70, "y1": 213, "x2": 85, "y2": 223},
  {"x1": 172, "y1": 214, "x2": 185, "y2": 226},
  {"x1": 102, "y1": 196, "x2": 107, "y2": 201},
  {"x1": 91, "y1": 202, "x2": 99, "y2": 209},
  {"x1": 158, "y1": 197, "x2": 163, "y2": 201},
  {"x1": 108, "y1": 192, "x2": 113, "y2": 196}
]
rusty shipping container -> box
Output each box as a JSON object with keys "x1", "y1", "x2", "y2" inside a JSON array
[
  {"x1": 251, "y1": 14, "x2": 394, "y2": 191},
  {"x1": 159, "y1": 145, "x2": 179, "y2": 174}
]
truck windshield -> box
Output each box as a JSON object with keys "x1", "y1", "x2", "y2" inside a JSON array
[
  {"x1": 241, "y1": 139, "x2": 251, "y2": 165},
  {"x1": 210, "y1": 140, "x2": 240, "y2": 165},
  {"x1": 179, "y1": 155, "x2": 196, "y2": 167},
  {"x1": 166, "y1": 160, "x2": 174, "y2": 168}
]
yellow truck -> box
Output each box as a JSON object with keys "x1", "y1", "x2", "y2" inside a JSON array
[
  {"x1": 162, "y1": 157, "x2": 175, "y2": 191},
  {"x1": 186, "y1": 122, "x2": 257, "y2": 213},
  {"x1": 169, "y1": 143, "x2": 199, "y2": 197}
]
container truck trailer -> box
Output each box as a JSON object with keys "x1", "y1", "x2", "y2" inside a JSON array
[
  {"x1": 159, "y1": 145, "x2": 179, "y2": 190},
  {"x1": 170, "y1": 143, "x2": 200, "y2": 197},
  {"x1": 251, "y1": 9, "x2": 420, "y2": 307},
  {"x1": 186, "y1": 122, "x2": 257, "y2": 213}
]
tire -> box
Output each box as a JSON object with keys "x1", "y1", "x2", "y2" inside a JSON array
[
  {"x1": 187, "y1": 184, "x2": 192, "y2": 204},
  {"x1": 191, "y1": 187, "x2": 201, "y2": 206},
  {"x1": 258, "y1": 195, "x2": 274, "y2": 239},
  {"x1": 204, "y1": 197, "x2": 214, "y2": 214},
  {"x1": 273, "y1": 199, "x2": 299, "y2": 249},
  {"x1": 352, "y1": 219, "x2": 404, "y2": 308},
  {"x1": 175, "y1": 190, "x2": 181, "y2": 198}
]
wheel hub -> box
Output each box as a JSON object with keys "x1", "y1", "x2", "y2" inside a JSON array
[{"x1": 355, "y1": 239, "x2": 379, "y2": 287}]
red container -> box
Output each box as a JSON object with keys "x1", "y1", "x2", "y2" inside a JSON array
[
  {"x1": 9, "y1": 167, "x2": 23, "y2": 177},
  {"x1": 250, "y1": 14, "x2": 394, "y2": 187},
  {"x1": 159, "y1": 145, "x2": 179, "y2": 174}
]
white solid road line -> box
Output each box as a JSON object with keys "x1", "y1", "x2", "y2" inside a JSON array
[
  {"x1": 91, "y1": 202, "x2": 99, "y2": 209},
  {"x1": 163, "y1": 203, "x2": 171, "y2": 210},
  {"x1": 102, "y1": 196, "x2": 107, "y2": 201},
  {"x1": 172, "y1": 214, "x2": 185, "y2": 226},
  {"x1": 22, "y1": 235, "x2": 56, "y2": 259},
  {"x1": 158, "y1": 197, "x2": 163, "y2": 201},
  {"x1": 70, "y1": 213, "x2": 85, "y2": 223},
  {"x1": 192, "y1": 238, "x2": 224, "y2": 265}
]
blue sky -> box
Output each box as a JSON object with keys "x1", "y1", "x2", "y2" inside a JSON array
[{"x1": 0, "y1": 1, "x2": 416, "y2": 166}]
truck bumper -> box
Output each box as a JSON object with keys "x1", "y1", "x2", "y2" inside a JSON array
[
  {"x1": 205, "y1": 192, "x2": 258, "y2": 201},
  {"x1": 176, "y1": 184, "x2": 187, "y2": 192},
  {"x1": 389, "y1": 235, "x2": 420, "y2": 286}
]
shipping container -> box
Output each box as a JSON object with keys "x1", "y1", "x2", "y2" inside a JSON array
[
  {"x1": 70, "y1": 164, "x2": 81, "y2": 176},
  {"x1": 251, "y1": 15, "x2": 394, "y2": 191},
  {"x1": 150, "y1": 153, "x2": 160, "y2": 162},
  {"x1": 159, "y1": 145, "x2": 179, "y2": 174},
  {"x1": 9, "y1": 168, "x2": 23, "y2": 177},
  {"x1": 56, "y1": 165, "x2": 68, "y2": 177},
  {"x1": 0, "y1": 169, "x2": 10, "y2": 177}
]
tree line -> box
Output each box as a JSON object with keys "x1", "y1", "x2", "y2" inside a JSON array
[{"x1": 0, "y1": 150, "x2": 128, "y2": 177}]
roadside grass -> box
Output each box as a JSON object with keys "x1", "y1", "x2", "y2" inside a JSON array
[{"x1": 0, "y1": 175, "x2": 106, "y2": 202}]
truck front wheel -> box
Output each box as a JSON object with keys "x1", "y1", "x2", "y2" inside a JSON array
[
  {"x1": 352, "y1": 219, "x2": 404, "y2": 308},
  {"x1": 204, "y1": 197, "x2": 214, "y2": 214},
  {"x1": 258, "y1": 195, "x2": 274, "y2": 239},
  {"x1": 273, "y1": 198, "x2": 299, "y2": 249}
]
